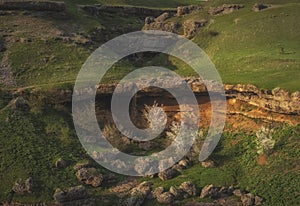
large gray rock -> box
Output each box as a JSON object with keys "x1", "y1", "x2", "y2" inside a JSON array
[{"x1": 53, "y1": 185, "x2": 87, "y2": 203}]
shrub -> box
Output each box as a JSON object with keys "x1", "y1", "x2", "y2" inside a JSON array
[{"x1": 255, "y1": 126, "x2": 275, "y2": 155}]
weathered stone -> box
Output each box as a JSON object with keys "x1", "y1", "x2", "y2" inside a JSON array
[
  {"x1": 156, "y1": 192, "x2": 174, "y2": 204},
  {"x1": 76, "y1": 168, "x2": 103, "y2": 187},
  {"x1": 134, "y1": 157, "x2": 158, "y2": 175},
  {"x1": 233, "y1": 189, "x2": 244, "y2": 197},
  {"x1": 241, "y1": 193, "x2": 255, "y2": 206},
  {"x1": 169, "y1": 186, "x2": 184, "y2": 200},
  {"x1": 55, "y1": 158, "x2": 67, "y2": 169},
  {"x1": 152, "y1": 187, "x2": 164, "y2": 199},
  {"x1": 12, "y1": 177, "x2": 33, "y2": 194},
  {"x1": 158, "y1": 168, "x2": 179, "y2": 181},
  {"x1": 53, "y1": 185, "x2": 87, "y2": 203},
  {"x1": 201, "y1": 160, "x2": 216, "y2": 168},
  {"x1": 179, "y1": 181, "x2": 197, "y2": 197},
  {"x1": 200, "y1": 184, "x2": 219, "y2": 199}
]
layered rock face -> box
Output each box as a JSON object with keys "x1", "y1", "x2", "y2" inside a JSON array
[{"x1": 0, "y1": 0, "x2": 66, "y2": 12}]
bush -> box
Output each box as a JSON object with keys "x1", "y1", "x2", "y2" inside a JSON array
[{"x1": 255, "y1": 126, "x2": 275, "y2": 155}]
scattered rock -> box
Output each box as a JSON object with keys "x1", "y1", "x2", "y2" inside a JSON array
[
  {"x1": 183, "y1": 19, "x2": 207, "y2": 38},
  {"x1": 177, "y1": 5, "x2": 201, "y2": 16},
  {"x1": 156, "y1": 192, "x2": 174, "y2": 204},
  {"x1": 253, "y1": 3, "x2": 271, "y2": 12},
  {"x1": 208, "y1": 4, "x2": 244, "y2": 16},
  {"x1": 179, "y1": 181, "x2": 197, "y2": 197},
  {"x1": 158, "y1": 168, "x2": 180, "y2": 181},
  {"x1": 76, "y1": 168, "x2": 103, "y2": 187},
  {"x1": 12, "y1": 177, "x2": 33, "y2": 194},
  {"x1": 201, "y1": 160, "x2": 216, "y2": 168},
  {"x1": 55, "y1": 158, "x2": 67, "y2": 169},
  {"x1": 241, "y1": 193, "x2": 255, "y2": 206},
  {"x1": 53, "y1": 185, "x2": 87, "y2": 203},
  {"x1": 200, "y1": 184, "x2": 219, "y2": 199},
  {"x1": 178, "y1": 159, "x2": 190, "y2": 168}
]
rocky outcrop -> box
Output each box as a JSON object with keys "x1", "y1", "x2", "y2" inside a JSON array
[
  {"x1": 177, "y1": 5, "x2": 201, "y2": 16},
  {"x1": 252, "y1": 3, "x2": 271, "y2": 12},
  {"x1": 0, "y1": 1, "x2": 65, "y2": 12},
  {"x1": 208, "y1": 4, "x2": 244, "y2": 16},
  {"x1": 183, "y1": 19, "x2": 207, "y2": 38},
  {"x1": 225, "y1": 84, "x2": 300, "y2": 115},
  {"x1": 80, "y1": 4, "x2": 176, "y2": 18}
]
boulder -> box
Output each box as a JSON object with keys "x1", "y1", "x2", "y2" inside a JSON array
[
  {"x1": 169, "y1": 186, "x2": 184, "y2": 200},
  {"x1": 53, "y1": 185, "x2": 87, "y2": 203},
  {"x1": 241, "y1": 193, "x2": 255, "y2": 206},
  {"x1": 254, "y1": 195, "x2": 264, "y2": 205},
  {"x1": 158, "y1": 168, "x2": 180, "y2": 181},
  {"x1": 201, "y1": 160, "x2": 216, "y2": 168},
  {"x1": 200, "y1": 184, "x2": 219, "y2": 199},
  {"x1": 55, "y1": 158, "x2": 67, "y2": 169},
  {"x1": 12, "y1": 177, "x2": 33, "y2": 194},
  {"x1": 156, "y1": 192, "x2": 174, "y2": 204},
  {"x1": 76, "y1": 168, "x2": 103, "y2": 187},
  {"x1": 151, "y1": 187, "x2": 164, "y2": 199},
  {"x1": 179, "y1": 181, "x2": 197, "y2": 197}
]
